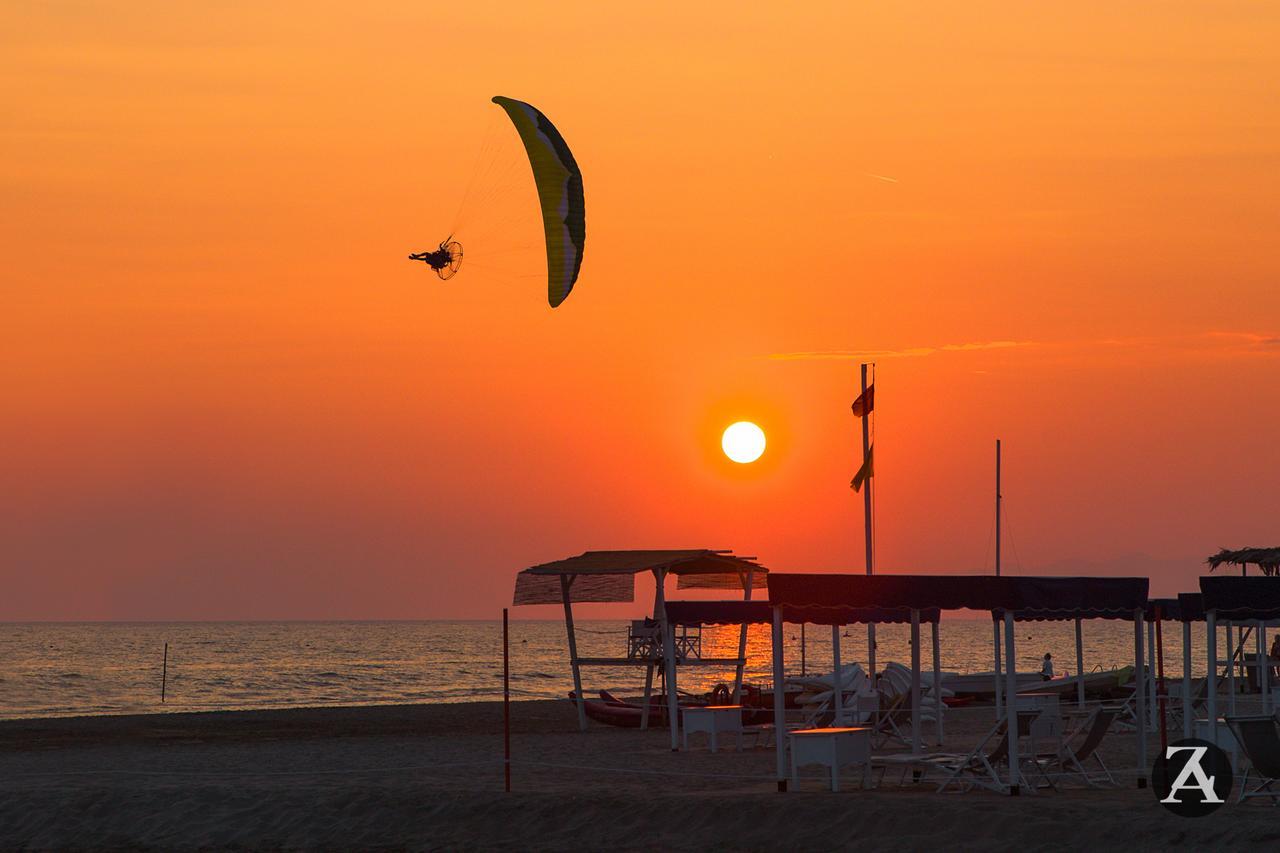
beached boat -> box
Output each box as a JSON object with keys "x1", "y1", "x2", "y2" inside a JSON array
[
  {"x1": 569, "y1": 691, "x2": 682, "y2": 728},
  {"x1": 942, "y1": 667, "x2": 1131, "y2": 702},
  {"x1": 568, "y1": 689, "x2": 777, "y2": 728}
]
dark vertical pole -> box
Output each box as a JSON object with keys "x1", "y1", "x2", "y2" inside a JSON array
[
  {"x1": 800, "y1": 623, "x2": 807, "y2": 677},
  {"x1": 503, "y1": 608, "x2": 511, "y2": 792},
  {"x1": 995, "y1": 439, "x2": 1002, "y2": 576},
  {"x1": 1155, "y1": 606, "x2": 1167, "y2": 753},
  {"x1": 860, "y1": 363, "x2": 876, "y2": 685},
  {"x1": 161, "y1": 642, "x2": 168, "y2": 703}
]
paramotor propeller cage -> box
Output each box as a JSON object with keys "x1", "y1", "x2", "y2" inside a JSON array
[
  {"x1": 438, "y1": 241, "x2": 463, "y2": 280},
  {"x1": 409, "y1": 240, "x2": 464, "y2": 280}
]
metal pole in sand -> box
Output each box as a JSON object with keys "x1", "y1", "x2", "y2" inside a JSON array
[
  {"x1": 800, "y1": 623, "x2": 806, "y2": 677},
  {"x1": 1075, "y1": 618, "x2": 1085, "y2": 708},
  {"x1": 772, "y1": 605, "x2": 787, "y2": 792},
  {"x1": 993, "y1": 440, "x2": 1003, "y2": 721},
  {"x1": 831, "y1": 625, "x2": 843, "y2": 725},
  {"x1": 1181, "y1": 617, "x2": 1193, "y2": 741},
  {"x1": 1003, "y1": 611, "x2": 1019, "y2": 795},
  {"x1": 1155, "y1": 606, "x2": 1167, "y2": 753},
  {"x1": 161, "y1": 642, "x2": 168, "y2": 703},
  {"x1": 503, "y1": 608, "x2": 511, "y2": 792},
  {"x1": 1134, "y1": 609, "x2": 1147, "y2": 788},
  {"x1": 860, "y1": 363, "x2": 876, "y2": 688}
]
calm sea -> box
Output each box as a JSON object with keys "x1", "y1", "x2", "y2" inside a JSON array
[{"x1": 0, "y1": 620, "x2": 1213, "y2": 720}]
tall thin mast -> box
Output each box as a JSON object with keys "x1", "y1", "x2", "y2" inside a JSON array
[
  {"x1": 995, "y1": 439, "x2": 1002, "y2": 577},
  {"x1": 861, "y1": 363, "x2": 874, "y2": 576},
  {"x1": 992, "y1": 438, "x2": 1003, "y2": 716}
]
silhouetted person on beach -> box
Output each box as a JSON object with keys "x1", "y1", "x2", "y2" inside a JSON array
[{"x1": 1041, "y1": 652, "x2": 1054, "y2": 680}]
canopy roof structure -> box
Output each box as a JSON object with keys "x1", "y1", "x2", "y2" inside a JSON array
[
  {"x1": 1200, "y1": 576, "x2": 1280, "y2": 620},
  {"x1": 767, "y1": 574, "x2": 1149, "y2": 624},
  {"x1": 1176, "y1": 592, "x2": 1206, "y2": 622},
  {"x1": 664, "y1": 599, "x2": 940, "y2": 627},
  {"x1": 513, "y1": 549, "x2": 766, "y2": 605},
  {"x1": 1207, "y1": 547, "x2": 1280, "y2": 576}
]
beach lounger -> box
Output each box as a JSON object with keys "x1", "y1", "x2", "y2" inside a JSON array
[
  {"x1": 1035, "y1": 705, "x2": 1119, "y2": 787},
  {"x1": 1226, "y1": 715, "x2": 1280, "y2": 804},
  {"x1": 873, "y1": 709, "x2": 1043, "y2": 794}
]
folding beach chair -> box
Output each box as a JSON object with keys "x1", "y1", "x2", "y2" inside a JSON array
[
  {"x1": 1036, "y1": 705, "x2": 1120, "y2": 787},
  {"x1": 1226, "y1": 715, "x2": 1280, "y2": 804},
  {"x1": 934, "y1": 708, "x2": 1044, "y2": 794},
  {"x1": 870, "y1": 691, "x2": 910, "y2": 748}
]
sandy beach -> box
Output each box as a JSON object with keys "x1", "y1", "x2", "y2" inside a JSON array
[{"x1": 1, "y1": 699, "x2": 1274, "y2": 850}]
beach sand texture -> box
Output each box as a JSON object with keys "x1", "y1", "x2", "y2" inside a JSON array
[{"x1": 1, "y1": 700, "x2": 1274, "y2": 850}]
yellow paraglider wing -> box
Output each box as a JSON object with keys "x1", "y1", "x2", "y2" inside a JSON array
[{"x1": 491, "y1": 96, "x2": 585, "y2": 308}]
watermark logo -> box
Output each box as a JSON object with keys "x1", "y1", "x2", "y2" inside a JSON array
[{"x1": 1152, "y1": 738, "x2": 1232, "y2": 817}]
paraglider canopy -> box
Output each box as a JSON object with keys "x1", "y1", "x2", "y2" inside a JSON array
[{"x1": 491, "y1": 96, "x2": 585, "y2": 308}]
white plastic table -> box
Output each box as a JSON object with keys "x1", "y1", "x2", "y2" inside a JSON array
[
  {"x1": 1017, "y1": 692, "x2": 1064, "y2": 753},
  {"x1": 682, "y1": 705, "x2": 743, "y2": 752},
  {"x1": 789, "y1": 726, "x2": 872, "y2": 792}
]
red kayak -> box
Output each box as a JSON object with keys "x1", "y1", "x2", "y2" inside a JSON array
[{"x1": 568, "y1": 691, "x2": 679, "y2": 728}]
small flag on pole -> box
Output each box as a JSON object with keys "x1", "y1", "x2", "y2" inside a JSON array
[
  {"x1": 851, "y1": 385, "x2": 874, "y2": 418},
  {"x1": 851, "y1": 445, "x2": 874, "y2": 492}
]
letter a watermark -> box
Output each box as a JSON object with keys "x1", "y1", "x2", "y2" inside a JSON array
[
  {"x1": 1159, "y1": 746, "x2": 1224, "y2": 804},
  {"x1": 1153, "y1": 738, "x2": 1232, "y2": 817}
]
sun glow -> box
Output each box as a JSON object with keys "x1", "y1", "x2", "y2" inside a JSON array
[{"x1": 721, "y1": 421, "x2": 766, "y2": 464}]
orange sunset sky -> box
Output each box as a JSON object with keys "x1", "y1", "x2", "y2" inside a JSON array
[{"x1": 3, "y1": 2, "x2": 1278, "y2": 620}]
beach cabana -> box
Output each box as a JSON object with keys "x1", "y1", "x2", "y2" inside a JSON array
[
  {"x1": 1201, "y1": 576, "x2": 1280, "y2": 731},
  {"x1": 663, "y1": 600, "x2": 942, "y2": 751},
  {"x1": 1207, "y1": 547, "x2": 1280, "y2": 576},
  {"x1": 767, "y1": 574, "x2": 1150, "y2": 794},
  {"x1": 512, "y1": 550, "x2": 766, "y2": 730}
]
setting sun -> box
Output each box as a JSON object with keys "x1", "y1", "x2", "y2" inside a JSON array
[{"x1": 721, "y1": 421, "x2": 766, "y2": 464}]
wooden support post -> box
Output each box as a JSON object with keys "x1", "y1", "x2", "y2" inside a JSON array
[
  {"x1": 653, "y1": 568, "x2": 679, "y2": 750},
  {"x1": 161, "y1": 642, "x2": 168, "y2": 704},
  {"x1": 1155, "y1": 607, "x2": 1167, "y2": 753},
  {"x1": 831, "y1": 625, "x2": 844, "y2": 724},
  {"x1": 1261, "y1": 622, "x2": 1270, "y2": 715},
  {"x1": 800, "y1": 623, "x2": 807, "y2": 677},
  {"x1": 1004, "y1": 612, "x2": 1019, "y2": 795},
  {"x1": 1135, "y1": 610, "x2": 1147, "y2": 788},
  {"x1": 1227, "y1": 621, "x2": 1237, "y2": 715},
  {"x1": 1206, "y1": 611, "x2": 1218, "y2": 739},
  {"x1": 1147, "y1": 620, "x2": 1158, "y2": 727},
  {"x1": 1182, "y1": 619, "x2": 1193, "y2": 741},
  {"x1": 932, "y1": 620, "x2": 942, "y2": 745},
  {"x1": 1075, "y1": 618, "x2": 1085, "y2": 708},
  {"x1": 910, "y1": 609, "x2": 921, "y2": 755},
  {"x1": 640, "y1": 663, "x2": 655, "y2": 730},
  {"x1": 560, "y1": 576, "x2": 587, "y2": 731},
  {"x1": 772, "y1": 606, "x2": 787, "y2": 791},
  {"x1": 733, "y1": 568, "x2": 754, "y2": 702},
  {"x1": 993, "y1": 621, "x2": 1003, "y2": 720},
  {"x1": 503, "y1": 608, "x2": 511, "y2": 792},
  {"x1": 665, "y1": 621, "x2": 680, "y2": 751}
]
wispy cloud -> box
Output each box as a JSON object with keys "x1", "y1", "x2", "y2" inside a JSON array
[
  {"x1": 863, "y1": 172, "x2": 900, "y2": 184},
  {"x1": 770, "y1": 341, "x2": 1028, "y2": 361},
  {"x1": 768, "y1": 331, "x2": 1280, "y2": 362}
]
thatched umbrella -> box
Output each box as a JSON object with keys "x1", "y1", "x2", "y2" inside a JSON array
[{"x1": 1206, "y1": 547, "x2": 1280, "y2": 576}]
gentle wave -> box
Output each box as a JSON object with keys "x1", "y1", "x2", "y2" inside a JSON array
[{"x1": 0, "y1": 619, "x2": 1203, "y2": 720}]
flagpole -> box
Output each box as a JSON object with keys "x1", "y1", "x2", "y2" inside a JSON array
[{"x1": 860, "y1": 363, "x2": 875, "y2": 686}]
